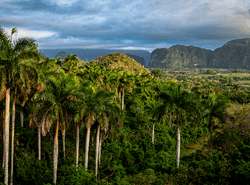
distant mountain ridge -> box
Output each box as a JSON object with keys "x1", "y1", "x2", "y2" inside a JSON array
[
  {"x1": 149, "y1": 38, "x2": 250, "y2": 69},
  {"x1": 39, "y1": 48, "x2": 151, "y2": 66},
  {"x1": 149, "y1": 45, "x2": 212, "y2": 68},
  {"x1": 209, "y1": 38, "x2": 250, "y2": 69},
  {"x1": 40, "y1": 38, "x2": 250, "y2": 69}
]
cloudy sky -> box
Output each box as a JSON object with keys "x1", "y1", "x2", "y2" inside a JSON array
[{"x1": 1, "y1": 0, "x2": 250, "y2": 51}]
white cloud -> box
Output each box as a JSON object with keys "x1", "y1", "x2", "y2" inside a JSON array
[
  {"x1": 38, "y1": 36, "x2": 102, "y2": 48},
  {"x1": 202, "y1": 0, "x2": 248, "y2": 17},
  {"x1": 4, "y1": 27, "x2": 57, "y2": 40},
  {"x1": 45, "y1": 0, "x2": 79, "y2": 7},
  {"x1": 118, "y1": 46, "x2": 151, "y2": 50},
  {"x1": 122, "y1": 40, "x2": 135, "y2": 44},
  {"x1": 141, "y1": 0, "x2": 250, "y2": 28}
]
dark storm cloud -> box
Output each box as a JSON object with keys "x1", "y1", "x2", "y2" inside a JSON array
[{"x1": 1, "y1": 0, "x2": 250, "y2": 51}]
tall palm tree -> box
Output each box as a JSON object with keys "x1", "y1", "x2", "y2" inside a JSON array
[
  {"x1": 75, "y1": 120, "x2": 83, "y2": 170},
  {"x1": 101, "y1": 68, "x2": 123, "y2": 102},
  {"x1": 28, "y1": 58, "x2": 57, "y2": 161},
  {"x1": 117, "y1": 72, "x2": 134, "y2": 110},
  {"x1": 10, "y1": 90, "x2": 16, "y2": 185},
  {"x1": 0, "y1": 27, "x2": 39, "y2": 184},
  {"x1": 75, "y1": 86, "x2": 120, "y2": 174},
  {"x1": 18, "y1": 60, "x2": 40, "y2": 127},
  {"x1": 33, "y1": 71, "x2": 77, "y2": 184},
  {"x1": 9, "y1": 64, "x2": 39, "y2": 184},
  {"x1": 202, "y1": 93, "x2": 228, "y2": 154},
  {"x1": 145, "y1": 98, "x2": 161, "y2": 144},
  {"x1": 156, "y1": 83, "x2": 193, "y2": 168},
  {"x1": 94, "y1": 92, "x2": 120, "y2": 176},
  {"x1": 70, "y1": 81, "x2": 91, "y2": 169},
  {"x1": 29, "y1": 103, "x2": 49, "y2": 160}
]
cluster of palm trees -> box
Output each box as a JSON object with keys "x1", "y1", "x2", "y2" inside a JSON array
[
  {"x1": 147, "y1": 83, "x2": 228, "y2": 168},
  {"x1": 0, "y1": 27, "x2": 229, "y2": 184},
  {"x1": 0, "y1": 27, "x2": 40, "y2": 185},
  {"x1": 0, "y1": 27, "x2": 153, "y2": 184}
]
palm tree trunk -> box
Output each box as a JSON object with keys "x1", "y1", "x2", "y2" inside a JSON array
[
  {"x1": 53, "y1": 118, "x2": 59, "y2": 184},
  {"x1": 4, "y1": 87, "x2": 10, "y2": 185},
  {"x1": 95, "y1": 123, "x2": 100, "y2": 176},
  {"x1": 85, "y1": 125, "x2": 91, "y2": 171},
  {"x1": 2, "y1": 110, "x2": 5, "y2": 169},
  {"x1": 176, "y1": 123, "x2": 181, "y2": 168},
  {"x1": 121, "y1": 92, "x2": 124, "y2": 110},
  {"x1": 62, "y1": 131, "x2": 66, "y2": 159},
  {"x1": 152, "y1": 122, "x2": 155, "y2": 144},
  {"x1": 10, "y1": 95, "x2": 16, "y2": 185},
  {"x1": 38, "y1": 125, "x2": 41, "y2": 160},
  {"x1": 98, "y1": 132, "x2": 102, "y2": 166},
  {"x1": 76, "y1": 124, "x2": 79, "y2": 170},
  {"x1": 20, "y1": 106, "x2": 24, "y2": 127}
]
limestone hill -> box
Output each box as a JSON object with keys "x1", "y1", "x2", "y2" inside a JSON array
[
  {"x1": 209, "y1": 38, "x2": 250, "y2": 69},
  {"x1": 92, "y1": 53, "x2": 149, "y2": 75},
  {"x1": 149, "y1": 38, "x2": 250, "y2": 70},
  {"x1": 149, "y1": 45, "x2": 212, "y2": 68}
]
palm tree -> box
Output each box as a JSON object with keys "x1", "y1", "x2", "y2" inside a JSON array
[
  {"x1": 94, "y1": 91, "x2": 120, "y2": 176},
  {"x1": 27, "y1": 58, "x2": 58, "y2": 161},
  {"x1": 37, "y1": 57, "x2": 58, "y2": 81},
  {"x1": 18, "y1": 60, "x2": 41, "y2": 127},
  {"x1": 0, "y1": 27, "x2": 39, "y2": 184},
  {"x1": 55, "y1": 56, "x2": 63, "y2": 71},
  {"x1": 233, "y1": 83, "x2": 241, "y2": 94},
  {"x1": 9, "y1": 65, "x2": 38, "y2": 184},
  {"x1": 29, "y1": 103, "x2": 48, "y2": 160},
  {"x1": 33, "y1": 71, "x2": 77, "y2": 184},
  {"x1": 70, "y1": 81, "x2": 90, "y2": 169},
  {"x1": 134, "y1": 73, "x2": 155, "y2": 100},
  {"x1": 75, "y1": 120, "x2": 83, "y2": 170},
  {"x1": 202, "y1": 93, "x2": 228, "y2": 154},
  {"x1": 10, "y1": 90, "x2": 16, "y2": 185},
  {"x1": 226, "y1": 83, "x2": 233, "y2": 93},
  {"x1": 63, "y1": 54, "x2": 80, "y2": 75},
  {"x1": 144, "y1": 97, "x2": 162, "y2": 144},
  {"x1": 117, "y1": 72, "x2": 134, "y2": 110},
  {"x1": 80, "y1": 62, "x2": 104, "y2": 84},
  {"x1": 101, "y1": 68, "x2": 123, "y2": 102},
  {"x1": 156, "y1": 83, "x2": 193, "y2": 168},
  {"x1": 75, "y1": 86, "x2": 120, "y2": 174}
]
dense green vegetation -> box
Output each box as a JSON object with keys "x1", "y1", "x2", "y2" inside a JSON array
[{"x1": 1, "y1": 27, "x2": 250, "y2": 184}]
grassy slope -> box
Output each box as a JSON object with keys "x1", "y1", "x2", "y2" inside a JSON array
[{"x1": 93, "y1": 53, "x2": 149, "y2": 75}]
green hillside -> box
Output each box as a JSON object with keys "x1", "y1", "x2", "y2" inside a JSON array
[{"x1": 92, "y1": 53, "x2": 149, "y2": 75}]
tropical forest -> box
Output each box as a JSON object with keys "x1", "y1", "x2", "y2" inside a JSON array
[{"x1": 1, "y1": 27, "x2": 250, "y2": 185}]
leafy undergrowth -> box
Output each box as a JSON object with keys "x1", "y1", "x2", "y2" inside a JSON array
[{"x1": 182, "y1": 134, "x2": 209, "y2": 156}]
